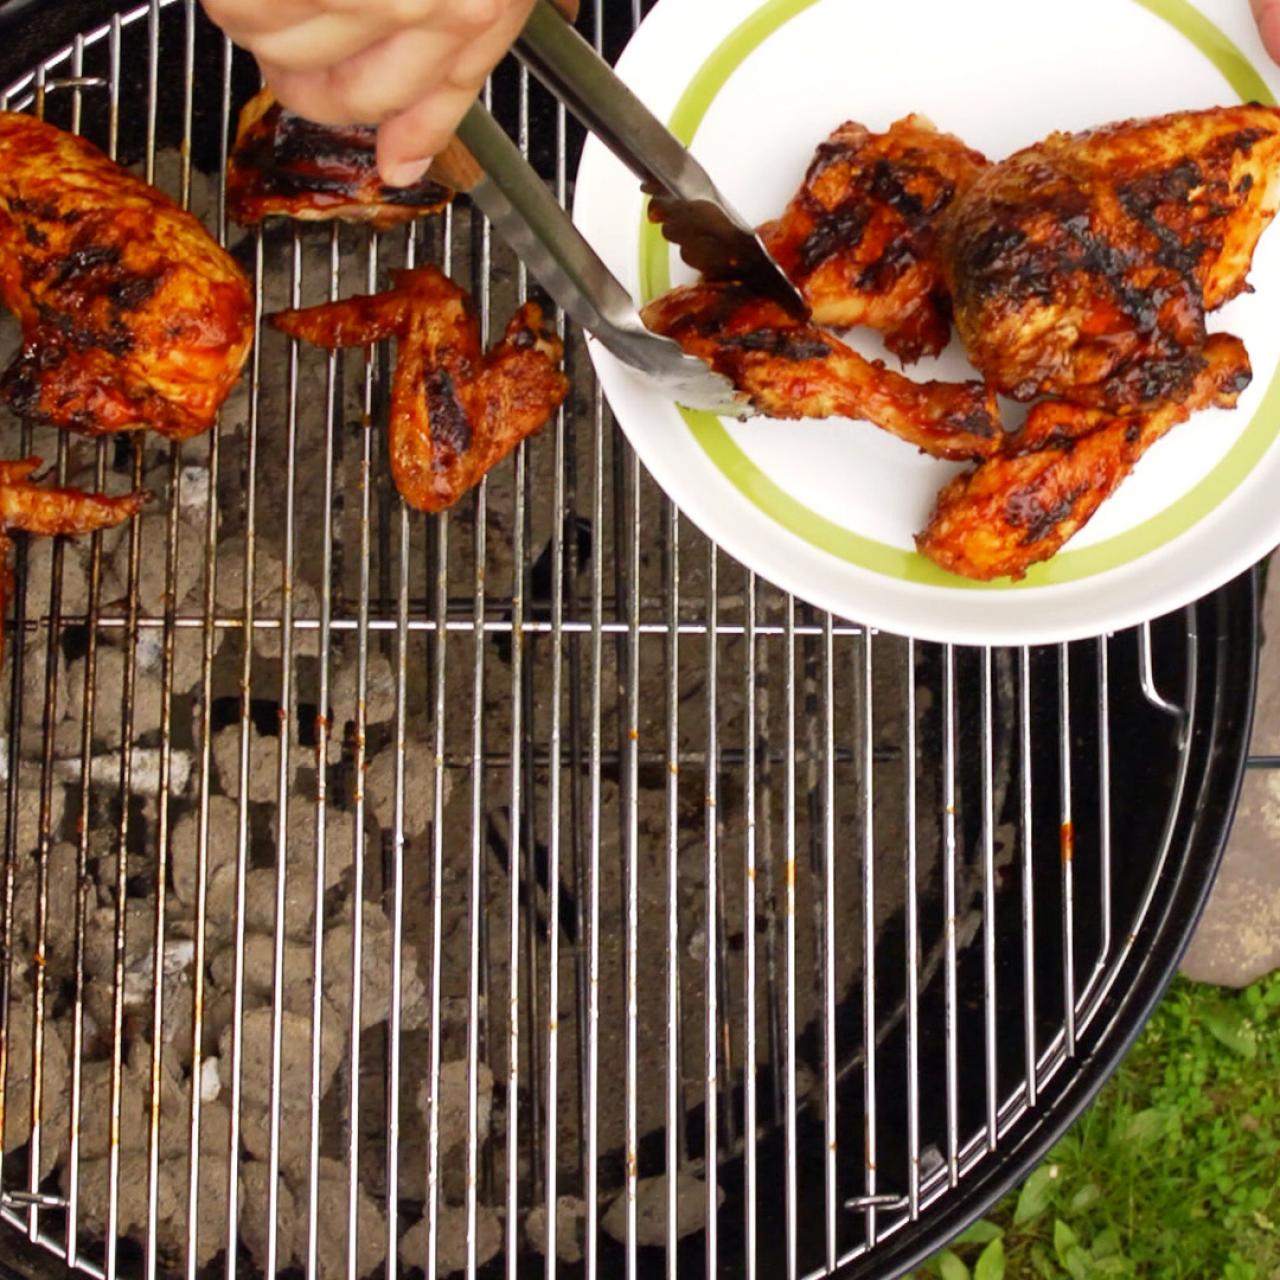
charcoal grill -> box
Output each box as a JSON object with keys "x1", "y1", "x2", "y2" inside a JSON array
[{"x1": 0, "y1": 3, "x2": 1261, "y2": 1278}]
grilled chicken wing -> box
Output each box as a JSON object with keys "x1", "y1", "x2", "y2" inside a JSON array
[
  {"x1": 916, "y1": 334, "x2": 1251, "y2": 580},
  {"x1": 0, "y1": 113, "x2": 253, "y2": 439},
  {"x1": 641, "y1": 280, "x2": 1000, "y2": 461},
  {"x1": 942, "y1": 105, "x2": 1280, "y2": 411},
  {"x1": 0, "y1": 458, "x2": 143, "y2": 656},
  {"x1": 227, "y1": 90, "x2": 453, "y2": 230},
  {"x1": 271, "y1": 266, "x2": 568, "y2": 512},
  {"x1": 0, "y1": 459, "x2": 144, "y2": 534},
  {"x1": 760, "y1": 115, "x2": 988, "y2": 362}
]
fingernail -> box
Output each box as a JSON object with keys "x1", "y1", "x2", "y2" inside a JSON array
[{"x1": 382, "y1": 156, "x2": 435, "y2": 188}]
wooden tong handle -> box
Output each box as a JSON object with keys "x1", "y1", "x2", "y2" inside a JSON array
[{"x1": 429, "y1": 0, "x2": 579, "y2": 192}]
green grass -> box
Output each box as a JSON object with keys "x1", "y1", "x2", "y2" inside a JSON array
[{"x1": 908, "y1": 971, "x2": 1280, "y2": 1280}]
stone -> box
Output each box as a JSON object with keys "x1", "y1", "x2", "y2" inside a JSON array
[
  {"x1": 111, "y1": 507, "x2": 206, "y2": 621},
  {"x1": 364, "y1": 739, "x2": 447, "y2": 837},
  {"x1": 10, "y1": 841, "x2": 82, "y2": 982},
  {"x1": 22, "y1": 536, "x2": 92, "y2": 619},
  {"x1": 252, "y1": 577, "x2": 322, "y2": 660},
  {"x1": 239, "y1": 1159, "x2": 300, "y2": 1271},
  {"x1": 399, "y1": 1203, "x2": 502, "y2": 1277},
  {"x1": 296, "y1": 1156, "x2": 387, "y2": 1280},
  {"x1": 202, "y1": 863, "x2": 240, "y2": 950},
  {"x1": 84, "y1": 900, "x2": 157, "y2": 980},
  {"x1": 76, "y1": 1058, "x2": 149, "y2": 1162},
  {"x1": 218, "y1": 1006, "x2": 345, "y2": 1113},
  {"x1": 331, "y1": 651, "x2": 399, "y2": 727},
  {"x1": 158, "y1": 1148, "x2": 229, "y2": 1268},
  {"x1": 322, "y1": 900, "x2": 393, "y2": 1031},
  {"x1": 61, "y1": 746, "x2": 192, "y2": 798},
  {"x1": 416, "y1": 1059, "x2": 495, "y2": 1160},
  {"x1": 602, "y1": 1171, "x2": 726, "y2": 1249},
  {"x1": 1, "y1": 1000, "x2": 71, "y2": 1181},
  {"x1": 6, "y1": 632, "x2": 70, "y2": 728},
  {"x1": 240, "y1": 1102, "x2": 314, "y2": 1190},
  {"x1": 169, "y1": 794, "x2": 246, "y2": 905},
  {"x1": 200, "y1": 1098, "x2": 232, "y2": 1157},
  {"x1": 526, "y1": 1194, "x2": 587, "y2": 1265},
  {"x1": 213, "y1": 723, "x2": 289, "y2": 806},
  {"x1": 64, "y1": 1153, "x2": 181, "y2": 1244},
  {"x1": 5, "y1": 761, "x2": 68, "y2": 855},
  {"x1": 269, "y1": 800, "x2": 358, "y2": 896},
  {"x1": 241, "y1": 864, "x2": 318, "y2": 942},
  {"x1": 192, "y1": 529, "x2": 280, "y2": 619},
  {"x1": 66, "y1": 645, "x2": 166, "y2": 749},
  {"x1": 1182, "y1": 766, "x2": 1280, "y2": 986},
  {"x1": 209, "y1": 934, "x2": 316, "y2": 1016},
  {"x1": 168, "y1": 629, "x2": 215, "y2": 697},
  {"x1": 1242, "y1": 571, "x2": 1280, "y2": 757}
]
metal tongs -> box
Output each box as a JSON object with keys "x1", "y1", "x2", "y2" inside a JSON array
[{"x1": 434, "y1": 0, "x2": 806, "y2": 417}]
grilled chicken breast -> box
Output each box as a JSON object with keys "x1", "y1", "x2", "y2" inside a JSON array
[
  {"x1": 0, "y1": 112, "x2": 253, "y2": 439},
  {"x1": 644, "y1": 105, "x2": 1280, "y2": 581}
]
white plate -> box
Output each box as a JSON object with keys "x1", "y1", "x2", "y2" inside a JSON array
[{"x1": 572, "y1": 0, "x2": 1280, "y2": 646}]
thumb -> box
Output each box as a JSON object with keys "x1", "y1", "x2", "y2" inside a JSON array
[
  {"x1": 1252, "y1": 0, "x2": 1280, "y2": 62},
  {"x1": 377, "y1": 83, "x2": 481, "y2": 186}
]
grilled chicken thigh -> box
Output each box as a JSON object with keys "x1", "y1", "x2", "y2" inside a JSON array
[
  {"x1": 228, "y1": 90, "x2": 453, "y2": 230},
  {"x1": 0, "y1": 113, "x2": 253, "y2": 440},
  {"x1": 271, "y1": 266, "x2": 568, "y2": 512},
  {"x1": 942, "y1": 105, "x2": 1280, "y2": 411},
  {"x1": 760, "y1": 115, "x2": 988, "y2": 362}
]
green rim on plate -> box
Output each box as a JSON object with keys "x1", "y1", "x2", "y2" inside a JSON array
[{"x1": 636, "y1": 0, "x2": 1280, "y2": 590}]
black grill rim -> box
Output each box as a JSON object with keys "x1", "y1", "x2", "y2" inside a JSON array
[{"x1": 844, "y1": 565, "x2": 1260, "y2": 1280}]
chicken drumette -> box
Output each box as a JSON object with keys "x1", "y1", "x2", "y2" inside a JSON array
[
  {"x1": 0, "y1": 113, "x2": 253, "y2": 440},
  {"x1": 271, "y1": 266, "x2": 569, "y2": 512}
]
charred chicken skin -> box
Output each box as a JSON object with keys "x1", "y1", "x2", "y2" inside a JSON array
[
  {"x1": 641, "y1": 281, "x2": 1000, "y2": 461},
  {"x1": 271, "y1": 266, "x2": 569, "y2": 512},
  {"x1": 0, "y1": 113, "x2": 253, "y2": 440},
  {"x1": 916, "y1": 334, "x2": 1252, "y2": 580},
  {"x1": 760, "y1": 115, "x2": 988, "y2": 363},
  {"x1": 0, "y1": 458, "x2": 143, "y2": 655},
  {"x1": 227, "y1": 90, "x2": 453, "y2": 230},
  {"x1": 942, "y1": 106, "x2": 1280, "y2": 411}
]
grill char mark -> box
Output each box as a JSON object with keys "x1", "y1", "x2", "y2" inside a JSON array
[
  {"x1": 237, "y1": 102, "x2": 450, "y2": 208},
  {"x1": 425, "y1": 368, "x2": 473, "y2": 463},
  {"x1": 1006, "y1": 483, "x2": 1091, "y2": 545}
]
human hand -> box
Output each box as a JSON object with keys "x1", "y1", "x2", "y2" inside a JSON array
[
  {"x1": 201, "y1": 0, "x2": 536, "y2": 186},
  {"x1": 1253, "y1": 0, "x2": 1280, "y2": 62}
]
